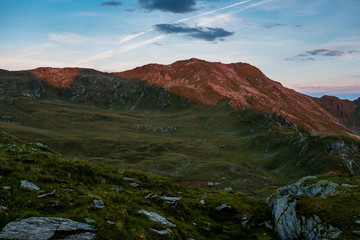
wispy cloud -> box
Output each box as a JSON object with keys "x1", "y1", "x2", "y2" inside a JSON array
[
  {"x1": 286, "y1": 48, "x2": 346, "y2": 61},
  {"x1": 49, "y1": 32, "x2": 87, "y2": 44},
  {"x1": 78, "y1": 35, "x2": 166, "y2": 63},
  {"x1": 263, "y1": 23, "x2": 285, "y2": 28},
  {"x1": 154, "y1": 23, "x2": 234, "y2": 41},
  {"x1": 102, "y1": 1, "x2": 122, "y2": 7},
  {"x1": 0, "y1": 43, "x2": 57, "y2": 65},
  {"x1": 307, "y1": 48, "x2": 344, "y2": 56},
  {"x1": 139, "y1": 0, "x2": 196, "y2": 13}
]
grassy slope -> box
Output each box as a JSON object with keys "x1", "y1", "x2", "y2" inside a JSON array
[
  {"x1": 1, "y1": 97, "x2": 359, "y2": 197},
  {"x1": 0, "y1": 69, "x2": 359, "y2": 195},
  {"x1": 0, "y1": 132, "x2": 274, "y2": 239}
]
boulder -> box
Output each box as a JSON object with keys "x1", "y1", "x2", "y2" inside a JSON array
[
  {"x1": 268, "y1": 176, "x2": 342, "y2": 240},
  {"x1": 20, "y1": 180, "x2": 40, "y2": 191},
  {"x1": 0, "y1": 217, "x2": 96, "y2": 240},
  {"x1": 138, "y1": 209, "x2": 176, "y2": 227},
  {"x1": 92, "y1": 199, "x2": 104, "y2": 209}
]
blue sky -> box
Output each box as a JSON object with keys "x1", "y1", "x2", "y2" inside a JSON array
[{"x1": 0, "y1": 0, "x2": 359, "y2": 100}]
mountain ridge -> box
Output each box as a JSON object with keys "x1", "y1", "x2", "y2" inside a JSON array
[{"x1": 2, "y1": 58, "x2": 359, "y2": 138}]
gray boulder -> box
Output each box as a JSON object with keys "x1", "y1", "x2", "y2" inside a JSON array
[
  {"x1": 20, "y1": 180, "x2": 40, "y2": 191},
  {"x1": 268, "y1": 176, "x2": 342, "y2": 240},
  {"x1": 0, "y1": 217, "x2": 96, "y2": 240},
  {"x1": 138, "y1": 209, "x2": 176, "y2": 227}
]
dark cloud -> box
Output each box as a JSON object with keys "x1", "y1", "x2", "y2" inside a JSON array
[
  {"x1": 154, "y1": 23, "x2": 234, "y2": 41},
  {"x1": 286, "y1": 48, "x2": 345, "y2": 61},
  {"x1": 102, "y1": 1, "x2": 122, "y2": 6},
  {"x1": 264, "y1": 23, "x2": 285, "y2": 29},
  {"x1": 307, "y1": 49, "x2": 344, "y2": 56},
  {"x1": 139, "y1": 0, "x2": 196, "y2": 13}
]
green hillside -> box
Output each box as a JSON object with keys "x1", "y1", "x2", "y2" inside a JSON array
[{"x1": 0, "y1": 69, "x2": 359, "y2": 195}]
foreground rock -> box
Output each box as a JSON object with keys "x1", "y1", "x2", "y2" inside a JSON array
[
  {"x1": 0, "y1": 217, "x2": 96, "y2": 240},
  {"x1": 20, "y1": 180, "x2": 40, "y2": 191},
  {"x1": 138, "y1": 209, "x2": 176, "y2": 227},
  {"x1": 268, "y1": 176, "x2": 342, "y2": 240}
]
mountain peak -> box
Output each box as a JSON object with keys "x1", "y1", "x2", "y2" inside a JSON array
[{"x1": 116, "y1": 58, "x2": 352, "y2": 136}]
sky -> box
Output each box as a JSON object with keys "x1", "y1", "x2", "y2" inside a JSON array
[{"x1": 0, "y1": 0, "x2": 359, "y2": 100}]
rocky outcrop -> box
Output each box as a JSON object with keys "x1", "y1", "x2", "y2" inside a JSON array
[
  {"x1": 268, "y1": 176, "x2": 342, "y2": 239},
  {"x1": 30, "y1": 67, "x2": 83, "y2": 88},
  {"x1": 0, "y1": 217, "x2": 96, "y2": 240}
]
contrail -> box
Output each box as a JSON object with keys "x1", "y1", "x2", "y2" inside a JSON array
[
  {"x1": 175, "y1": 0, "x2": 252, "y2": 23},
  {"x1": 118, "y1": 29, "x2": 154, "y2": 44}
]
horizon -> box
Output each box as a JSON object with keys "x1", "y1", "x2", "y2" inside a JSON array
[{"x1": 1, "y1": 0, "x2": 359, "y2": 100}]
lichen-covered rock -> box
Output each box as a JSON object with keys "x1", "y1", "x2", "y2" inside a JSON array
[
  {"x1": 268, "y1": 176, "x2": 342, "y2": 240},
  {"x1": 0, "y1": 217, "x2": 96, "y2": 240}
]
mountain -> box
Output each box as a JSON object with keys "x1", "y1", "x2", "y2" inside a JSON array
[
  {"x1": 317, "y1": 95, "x2": 360, "y2": 135},
  {"x1": 116, "y1": 58, "x2": 359, "y2": 138},
  {"x1": 0, "y1": 60, "x2": 359, "y2": 190}
]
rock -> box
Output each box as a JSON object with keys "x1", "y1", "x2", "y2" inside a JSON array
[
  {"x1": 64, "y1": 232, "x2": 96, "y2": 240},
  {"x1": 0, "y1": 217, "x2": 96, "y2": 240},
  {"x1": 123, "y1": 177, "x2": 134, "y2": 181},
  {"x1": 84, "y1": 218, "x2": 96, "y2": 224},
  {"x1": 110, "y1": 187, "x2": 123, "y2": 192},
  {"x1": 63, "y1": 188, "x2": 75, "y2": 192},
  {"x1": 161, "y1": 196, "x2": 181, "y2": 205},
  {"x1": 2, "y1": 186, "x2": 11, "y2": 190},
  {"x1": 224, "y1": 187, "x2": 232, "y2": 191},
  {"x1": 268, "y1": 177, "x2": 342, "y2": 240},
  {"x1": 208, "y1": 182, "x2": 214, "y2": 187},
  {"x1": 35, "y1": 142, "x2": 48, "y2": 148},
  {"x1": 0, "y1": 206, "x2": 8, "y2": 212},
  {"x1": 341, "y1": 183, "x2": 359, "y2": 188},
  {"x1": 130, "y1": 182, "x2": 139, "y2": 187},
  {"x1": 264, "y1": 221, "x2": 273, "y2": 230},
  {"x1": 216, "y1": 204, "x2": 230, "y2": 210},
  {"x1": 353, "y1": 231, "x2": 360, "y2": 235},
  {"x1": 200, "y1": 200, "x2": 205, "y2": 205},
  {"x1": 138, "y1": 209, "x2": 176, "y2": 227},
  {"x1": 107, "y1": 220, "x2": 116, "y2": 225},
  {"x1": 20, "y1": 180, "x2": 40, "y2": 191},
  {"x1": 150, "y1": 228, "x2": 173, "y2": 235},
  {"x1": 37, "y1": 189, "x2": 56, "y2": 198},
  {"x1": 145, "y1": 193, "x2": 158, "y2": 199},
  {"x1": 355, "y1": 220, "x2": 360, "y2": 225},
  {"x1": 118, "y1": 170, "x2": 125, "y2": 174},
  {"x1": 92, "y1": 199, "x2": 104, "y2": 209},
  {"x1": 101, "y1": 179, "x2": 106, "y2": 184}
]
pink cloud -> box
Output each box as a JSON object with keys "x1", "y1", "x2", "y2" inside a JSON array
[
  {"x1": 290, "y1": 85, "x2": 360, "y2": 94},
  {"x1": 306, "y1": 49, "x2": 344, "y2": 56}
]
